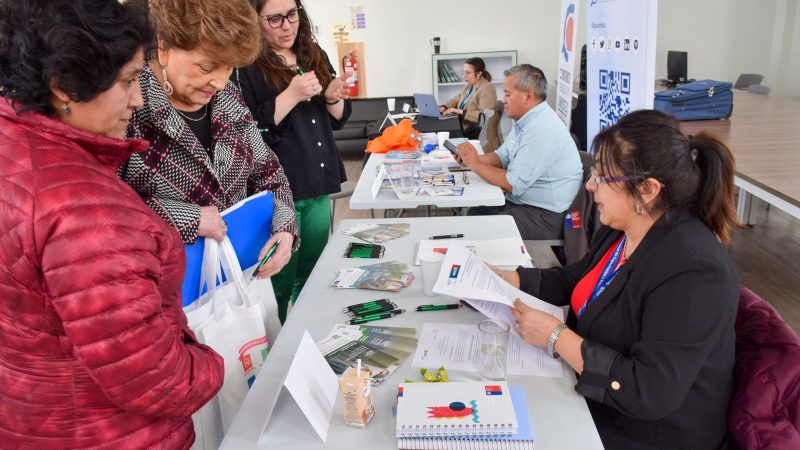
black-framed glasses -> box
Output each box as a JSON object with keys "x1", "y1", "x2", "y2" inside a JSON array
[{"x1": 259, "y1": 7, "x2": 302, "y2": 29}]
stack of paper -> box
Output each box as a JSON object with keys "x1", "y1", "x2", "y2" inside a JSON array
[
  {"x1": 414, "y1": 236, "x2": 531, "y2": 267},
  {"x1": 332, "y1": 261, "x2": 415, "y2": 292},
  {"x1": 386, "y1": 150, "x2": 421, "y2": 160},
  {"x1": 412, "y1": 322, "x2": 563, "y2": 378},
  {"x1": 421, "y1": 150, "x2": 460, "y2": 169},
  {"x1": 342, "y1": 223, "x2": 410, "y2": 244},
  {"x1": 416, "y1": 186, "x2": 464, "y2": 197},
  {"x1": 432, "y1": 244, "x2": 565, "y2": 335},
  {"x1": 316, "y1": 324, "x2": 418, "y2": 386},
  {"x1": 420, "y1": 174, "x2": 455, "y2": 186}
]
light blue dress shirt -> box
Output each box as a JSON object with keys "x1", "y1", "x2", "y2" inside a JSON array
[{"x1": 494, "y1": 101, "x2": 583, "y2": 212}]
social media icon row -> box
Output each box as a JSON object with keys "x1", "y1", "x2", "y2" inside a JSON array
[{"x1": 591, "y1": 36, "x2": 640, "y2": 53}]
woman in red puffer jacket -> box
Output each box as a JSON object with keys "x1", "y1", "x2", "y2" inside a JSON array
[{"x1": 0, "y1": 1, "x2": 223, "y2": 448}]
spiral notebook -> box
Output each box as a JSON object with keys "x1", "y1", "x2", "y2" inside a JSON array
[
  {"x1": 397, "y1": 385, "x2": 534, "y2": 450},
  {"x1": 395, "y1": 381, "x2": 517, "y2": 438}
]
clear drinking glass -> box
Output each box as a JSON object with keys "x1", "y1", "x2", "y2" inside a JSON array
[
  {"x1": 478, "y1": 319, "x2": 510, "y2": 381},
  {"x1": 398, "y1": 160, "x2": 420, "y2": 194}
]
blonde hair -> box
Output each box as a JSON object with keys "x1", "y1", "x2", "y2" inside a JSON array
[{"x1": 149, "y1": 0, "x2": 261, "y2": 67}]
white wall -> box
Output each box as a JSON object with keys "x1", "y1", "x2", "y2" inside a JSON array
[{"x1": 305, "y1": 0, "x2": 798, "y2": 101}]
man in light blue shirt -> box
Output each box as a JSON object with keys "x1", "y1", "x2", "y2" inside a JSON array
[{"x1": 456, "y1": 64, "x2": 583, "y2": 239}]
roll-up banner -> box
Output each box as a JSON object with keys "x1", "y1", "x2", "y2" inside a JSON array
[
  {"x1": 556, "y1": 0, "x2": 580, "y2": 128},
  {"x1": 586, "y1": 0, "x2": 658, "y2": 152}
]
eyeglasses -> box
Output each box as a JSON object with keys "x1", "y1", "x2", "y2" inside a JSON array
[
  {"x1": 589, "y1": 169, "x2": 646, "y2": 185},
  {"x1": 259, "y1": 7, "x2": 302, "y2": 29}
]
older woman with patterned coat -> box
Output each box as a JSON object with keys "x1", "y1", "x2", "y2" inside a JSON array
[{"x1": 121, "y1": 0, "x2": 297, "y2": 279}]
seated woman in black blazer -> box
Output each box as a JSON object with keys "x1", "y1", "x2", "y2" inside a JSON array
[{"x1": 495, "y1": 109, "x2": 740, "y2": 449}]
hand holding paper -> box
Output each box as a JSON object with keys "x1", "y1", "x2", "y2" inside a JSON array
[
  {"x1": 512, "y1": 299, "x2": 564, "y2": 347},
  {"x1": 431, "y1": 244, "x2": 565, "y2": 332}
]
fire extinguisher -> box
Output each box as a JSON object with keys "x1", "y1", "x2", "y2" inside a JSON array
[{"x1": 342, "y1": 51, "x2": 359, "y2": 97}]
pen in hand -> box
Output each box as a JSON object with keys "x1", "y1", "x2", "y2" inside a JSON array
[{"x1": 250, "y1": 238, "x2": 282, "y2": 281}]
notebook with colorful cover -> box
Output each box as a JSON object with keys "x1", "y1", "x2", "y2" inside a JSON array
[
  {"x1": 397, "y1": 385, "x2": 534, "y2": 449},
  {"x1": 395, "y1": 381, "x2": 517, "y2": 438}
]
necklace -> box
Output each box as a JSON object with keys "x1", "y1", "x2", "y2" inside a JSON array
[{"x1": 175, "y1": 104, "x2": 208, "y2": 122}]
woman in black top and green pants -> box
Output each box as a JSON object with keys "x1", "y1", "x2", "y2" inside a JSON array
[{"x1": 240, "y1": 0, "x2": 351, "y2": 323}]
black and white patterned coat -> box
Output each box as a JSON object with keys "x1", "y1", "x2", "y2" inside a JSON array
[{"x1": 121, "y1": 65, "x2": 298, "y2": 246}]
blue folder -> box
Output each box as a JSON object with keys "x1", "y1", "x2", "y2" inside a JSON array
[{"x1": 181, "y1": 191, "x2": 274, "y2": 306}]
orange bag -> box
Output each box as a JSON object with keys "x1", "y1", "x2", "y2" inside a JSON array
[{"x1": 365, "y1": 118, "x2": 420, "y2": 153}]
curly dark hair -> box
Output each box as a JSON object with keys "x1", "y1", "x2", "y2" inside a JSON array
[
  {"x1": 0, "y1": 0, "x2": 153, "y2": 116},
  {"x1": 251, "y1": 0, "x2": 332, "y2": 90}
]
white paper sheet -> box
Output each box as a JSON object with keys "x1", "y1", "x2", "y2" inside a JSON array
[
  {"x1": 411, "y1": 322, "x2": 563, "y2": 378},
  {"x1": 414, "y1": 236, "x2": 531, "y2": 266},
  {"x1": 432, "y1": 245, "x2": 566, "y2": 329},
  {"x1": 282, "y1": 330, "x2": 339, "y2": 442}
]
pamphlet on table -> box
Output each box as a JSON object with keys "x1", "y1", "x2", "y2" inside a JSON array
[
  {"x1": 342, "y1": 222, "x2": 410, "y2": 243},
  {"x1": 316, "y1": 324, "x2": 417, "y2": 386},
  {"x1": 331, "y1": 261, "x2": 415, "y2": 292}
]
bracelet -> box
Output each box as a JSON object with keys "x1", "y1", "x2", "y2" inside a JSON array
[
  {"x1": 325, "y1": 99, "x2": 341, "y2": 105},
  {"x1": 547, "y1": 322, "x2": 568, "y2": 359}
]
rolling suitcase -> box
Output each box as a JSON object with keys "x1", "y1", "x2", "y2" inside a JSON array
[{"x1": 654, "y1": 79, "x2": 733, "y2": 121}]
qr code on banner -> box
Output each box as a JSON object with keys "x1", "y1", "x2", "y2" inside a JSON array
[{"x1": 598, "y1": 70, "x2": 631, "y2": 131}]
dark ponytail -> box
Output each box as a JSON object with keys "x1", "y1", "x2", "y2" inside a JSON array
[
  {"x1": 592, "y1": 109, "x2": 740, "y2": 245},
  {"x1": 689, "y1": 133, "x2": 738, "y2": 245},
  {"x1": 465, "y1": 57, "x2": 491, "y2": 82}
]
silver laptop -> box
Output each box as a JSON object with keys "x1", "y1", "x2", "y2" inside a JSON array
[{"x1": 413, "y1": 93, "x2": 445, "y2": 118}]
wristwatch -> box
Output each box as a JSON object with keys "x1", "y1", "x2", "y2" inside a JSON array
[{"x1": 547, "y1": 323, "x2": 568, "y2": 359}]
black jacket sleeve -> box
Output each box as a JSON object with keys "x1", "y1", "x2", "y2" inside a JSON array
[{"x1": 237, "y1": 66, "x2": 288, "y2": 148}]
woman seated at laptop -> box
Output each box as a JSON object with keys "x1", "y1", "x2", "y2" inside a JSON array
[
  {"x1": 439, "y1": 57, "x2": 497, "y2": 139},
  {"x1": 493, "y1": 110, "x2": 740, "y2": 449}
]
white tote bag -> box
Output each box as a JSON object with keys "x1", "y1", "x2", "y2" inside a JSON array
[{"x1": 186, "y1": 237, "x2": 271, "y2": 449}]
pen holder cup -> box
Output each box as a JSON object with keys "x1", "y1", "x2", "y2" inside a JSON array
[{"x1": 420, "y1": 252, "x2": 445, "y2": 296}]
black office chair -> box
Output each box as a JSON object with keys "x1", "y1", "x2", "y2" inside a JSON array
[
  {"x1": 570, "y1": 93, "x2": 587, "y2": 151},
  {"x1": 523, "y1": 151, "x2": 598, "y2": 266},
  {"x1": 734, "y1": 74, "x2": 764, "y2": 90}
]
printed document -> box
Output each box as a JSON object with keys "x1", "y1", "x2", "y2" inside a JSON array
[
  {"x1": 432, "y1": 245, "x2": 565, "y2": 329},
  {"x1": 412, "y1": 322, "x2": 563, "y2": 378}
]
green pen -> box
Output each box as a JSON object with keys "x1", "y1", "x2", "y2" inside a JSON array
[
  {"x1": 415, "y1": 304, "x2": 462, "y2": 312},
  {"x1": 249, "y1": 238, "x2": 281, "y2": 281},
  {"x1": 349, "y1": 309, "x2": 405, "y2": 325},
  {"x1": 296, "y1": 65, "x2": 304, "y2": 76},
  {"x1": 343, "y1": 299, "x2": 392, "y2": 313}
]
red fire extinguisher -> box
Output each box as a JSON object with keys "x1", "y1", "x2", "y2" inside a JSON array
[{"x1": 342, "y1": 51, "x2": 359, "y2": 97}]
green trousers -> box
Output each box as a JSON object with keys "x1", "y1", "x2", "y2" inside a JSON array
[{"x1": 272, "y1": 195, "x2": 330, "y2": 323}]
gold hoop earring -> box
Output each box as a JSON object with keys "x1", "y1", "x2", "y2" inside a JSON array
[
  {"x1": 162, "y1": 67, "x2": 174, "y2": 96},
  {"x1": 61, "y1": 102, "x2": 71, "y2": 114}
]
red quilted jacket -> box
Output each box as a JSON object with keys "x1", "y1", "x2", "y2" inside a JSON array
[{"x1": 0, "y1": 99, "x2": 223, "y2": 449}]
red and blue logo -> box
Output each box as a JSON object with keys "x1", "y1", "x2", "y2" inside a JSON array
[
  {"x1": 448, "y1": 264, "x2": 461, "y2": 279},
  {"x1": 561, "y1": 3, "x2": 576, "y2": 62},
  {"x1": 484, "y1": 385, "x2": 503, "y2": 396}
]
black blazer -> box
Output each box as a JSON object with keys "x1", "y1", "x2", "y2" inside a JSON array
[
  {"x1": 237, "y1": 57, "x2": 351, "y2": 202},
  {"x1": 518, "y1": 210, "x2": 738, "y2": 449}
]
